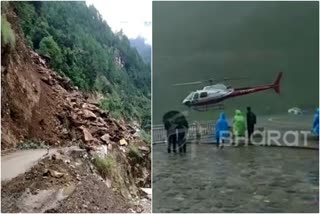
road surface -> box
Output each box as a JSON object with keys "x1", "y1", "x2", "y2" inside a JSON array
[{"x1": 1, "y1": 149, "x2": 56, "y2": 181}]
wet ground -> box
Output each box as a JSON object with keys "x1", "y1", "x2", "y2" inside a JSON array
[
  {"x1": 1, "y1": 147, "x2": 129, "y2": 213},
  {"x1": 153, "y1": 144, "x2": 318, "y2": 213},
  {"x1": 1, "y1": 148, "x2": 56, "y2": 181},
  {"x1": 152, "y1": 114, "x2": 319, "y2": 213}
]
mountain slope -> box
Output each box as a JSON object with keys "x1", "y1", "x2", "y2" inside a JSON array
[
  {"x1": 1, "y1": 3, "x2": 150, "y2": 212},
  {"x1": 130, "y1": 37, "x2": 151, "y2": 64},
  {"x1": 12, "y1": 1, "x2": 150, "y2": 126}
]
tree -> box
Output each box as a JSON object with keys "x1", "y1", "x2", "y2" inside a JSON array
[
  {"x1": 12, "y1": 1, "x2": 151, "y2": 128},
  {"x1": 1, "y1": 15, "x2": 15, "y2": 49},
  {"x1": 38, "y1": 36, "x2": 62, "y2": 69}
]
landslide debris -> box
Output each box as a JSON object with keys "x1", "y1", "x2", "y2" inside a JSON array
[
  {"x1": 1, "y1": 5, "x2": 151, "y2": 213},
  {"x1": 1, "y1": 147, "x2": 130, "y2": 213}
]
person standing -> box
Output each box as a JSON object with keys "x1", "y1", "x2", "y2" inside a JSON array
[
  {"x1": 163, "y1": 111, "x2": 178, "y2": 153},
  {"x1": 167, "y1": 127, "x2": 178, "y2": 153},
  {"x1": 195, "y1": 122, "x2": 201, "y2": 144},
  {"x1": 246, "y1": 107, "x2": 257, "y2": 141},
  {"x1": 233, "y1": 109, "x2": 246, "y2": 137},
  {"x1": 163, "y1": 110, "x2": 189, "y2": 153},
  {"x1": 175, "y1": 113, "x2": 189, "y2": 153},
  {"x1": 312, "y1": 108, "x2": 319, "y2": 137},
  {"x1": 177, "y1": 123, "x2": 188, "y2": 153},
  {"x1": 214, "y1": 112, "x2": 229, "y2": 148}
]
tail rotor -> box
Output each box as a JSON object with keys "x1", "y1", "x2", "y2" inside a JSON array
[{"x1": 272, "y1": 72, "x2": 283, "y2": 94}]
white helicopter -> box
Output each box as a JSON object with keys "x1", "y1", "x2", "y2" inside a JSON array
[{"x1": 174, "y1": 72, "x2": 283, "y2": 111}]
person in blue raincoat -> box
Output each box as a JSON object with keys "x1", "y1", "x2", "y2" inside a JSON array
[
  {"x1": 215, "y1": 112, "x2": 229, "y2": 148},
  {"x1": 312, "y1": 108, "x2": 319, "y2": 137}
]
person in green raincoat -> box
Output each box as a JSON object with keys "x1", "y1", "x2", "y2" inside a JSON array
[{"x1": 233, "y1": 109, "x2": 246, "y2": 137}]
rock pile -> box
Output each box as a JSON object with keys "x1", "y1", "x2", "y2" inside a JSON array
[
  {"x1": 2, "y1": 8, "x2": 151, "y2": 212},
  {"x1": 30, "y1": 50, "x2": 145, "y2": 146},
  {"x1": 29, "y1": 50, "x2": 151, "y2": 190}
]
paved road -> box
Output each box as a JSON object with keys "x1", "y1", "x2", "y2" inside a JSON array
[{"x1": 1, "y1": 149, "x2": 56, "y2": 181}]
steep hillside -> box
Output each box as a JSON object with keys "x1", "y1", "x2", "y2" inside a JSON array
[
  {"x1": 11, "y1": 1, "x2": 150, "y2": 127},
  {"x1": 1, "y1": 2, "x2": 150, "y2": 212},
  {"x1": 130, "y1": 37, "x2": 151, "y2": 64}
]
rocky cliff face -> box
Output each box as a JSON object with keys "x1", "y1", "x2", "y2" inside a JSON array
[{"x1": 1, "y1": 5, "x2": 150, "y2": 212}]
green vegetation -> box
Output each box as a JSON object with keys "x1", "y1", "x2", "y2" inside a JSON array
[
  {"x1": 93, "y1": 154, "x2": 127, "y2": 195},
  {"x1": 17, "y1": 138, "x2": 47, "y2": 150},
  {"x1": 139, "y1": 130, "x2": 151, "y2": 144},
  {"x1": 128, "y1": 144, "x2": 143, "y2": 163},
  {"x1": 11, "y1": 1, "x2": 150, "y2": 127},
  {"x1": 93, "y1": 154, "x2": 116, "y2": 179},
  {"x1": 130, "y1": 37, "x2": 151, "y2": 64},
  {"x1": 38, "y1": 36, "x2": 62, "y2": 69},
  {"x1": 1, "y1": 15, "x2": 15, "y2": 48}
]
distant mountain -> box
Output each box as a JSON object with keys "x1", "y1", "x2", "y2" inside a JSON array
[{"x1": 130, "y1": 37, "x2": 151, "y2": 64}]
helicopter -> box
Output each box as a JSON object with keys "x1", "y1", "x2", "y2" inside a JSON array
[{"x1": 175, "y1": 72, "x2": 283, "y2": 111}]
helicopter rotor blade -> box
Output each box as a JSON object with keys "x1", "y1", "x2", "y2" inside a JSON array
[
  {"x1": 173, "y1": 76, "x2": 248, "y2": 86},
  {"x1": 222, "y1": 77, "x2": 247, "y2": 81},
  {"x1": 173, "y1": 81, "x2": 202, "y2": 86}
]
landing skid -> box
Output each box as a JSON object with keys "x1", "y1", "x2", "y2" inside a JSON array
[{"x1": 192, "y1": 104, "x2": 224, "y2": 112}]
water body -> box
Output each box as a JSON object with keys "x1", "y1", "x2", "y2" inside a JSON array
[{"x1": 152, "y1": 144, "x2": 318, "y2": 213}]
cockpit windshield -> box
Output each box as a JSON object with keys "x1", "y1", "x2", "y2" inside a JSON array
[
  {"x1": 184, "y1": 92, "x2": 195, "y2": 102},
  {"x1": 193, "y1": 93, "x2": 199, "y2": 100}
]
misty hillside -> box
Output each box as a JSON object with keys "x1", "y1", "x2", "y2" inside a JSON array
[
  {"x1": 153, "y1": 1, "x2": 319, "y2": 124},
  {"x1": 130, "y1": 37, "x2": 151, "y2": 64}
]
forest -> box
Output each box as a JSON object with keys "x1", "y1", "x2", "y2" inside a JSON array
[{"x1": 8, "y1": 1, "x2": 151, "y2": 129}]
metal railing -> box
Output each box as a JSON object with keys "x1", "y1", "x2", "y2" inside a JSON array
[{"x1": 152, "y1": 121, "x2": 216, "y2": 144}]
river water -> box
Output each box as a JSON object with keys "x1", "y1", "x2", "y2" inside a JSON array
[{"x1": 153, "y1": 143, "x2": 318, "y2": 213}]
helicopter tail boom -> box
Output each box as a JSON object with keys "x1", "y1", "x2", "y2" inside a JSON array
[{"x1": 230, "y1": 72, "x2": 283, "y2": 98}]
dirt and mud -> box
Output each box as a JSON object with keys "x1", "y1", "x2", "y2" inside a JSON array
[
  {"x1": 1, "y1": 147, "x2": 130, "y2": 213},
  {"x1": 1, "y1": 5, "x2": 151, "y2": 213}
]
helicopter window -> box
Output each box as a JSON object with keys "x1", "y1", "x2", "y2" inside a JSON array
[
  {"x1": 193, "y1": 93, "x2": 199, "y2": 100},
  {"x1": 185, "y1": 92, "x2": 194, "y2": 101},
  {"x1": 200, "y1": 92, "x2": 208, "y2": 98}
]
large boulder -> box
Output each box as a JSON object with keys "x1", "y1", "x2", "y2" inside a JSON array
[
  {"x1": 81, "y1": 109, "x2": 97, "y2": 120},
  {"x1": 100, "y1": 134, "x2": 110, "y2": 144},
  {"x1": 80, "y1": 126, "x2": 94, "y2": 142}
]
